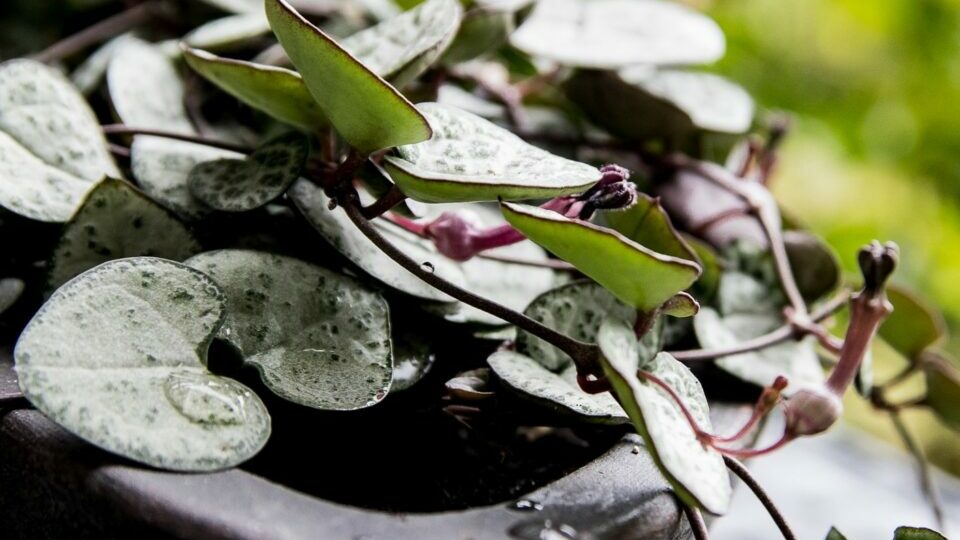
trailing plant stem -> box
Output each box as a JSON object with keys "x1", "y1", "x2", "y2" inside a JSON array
[
  {"x1": 101, "y1": 124, "x2": 252, "y2": 153},
  {"x1": 338, "y1": 192, "x2": 602, "y2": 376},
  {"x1": 890, "y1": 409, "x2": 946, "y2": 531},
  {"x1": 724, "y1": 456, "x2": 797, "y2": 540},
  {"x1": 681, "y1": 502, "x2": 710, "y2": 540},
  {"x1": 32, "y1": 1, "x2": 160, "y2": 64}
]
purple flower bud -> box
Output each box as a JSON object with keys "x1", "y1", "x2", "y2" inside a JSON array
[
  {"x1": 783, "y1": 386, "x2": 843, "y2": 437},
  {"x1": 424, "y1": 211, "x2": 483, "y2": 261}
]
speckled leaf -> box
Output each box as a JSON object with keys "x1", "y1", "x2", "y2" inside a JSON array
[
  {"x1": 693, "y1": 273, "x2": 823, "y2": 394},
  {"x1": 488, "y1": 350, "x2": 626, "y2": 423},
  {"x1": 266, "y1": 0, "x2": 432, "y2": 154},
  {"x1": 342, "y1": 0, "x2": 462, "y2": 87},
  {"x1": 188, "y1": 132, "x2": 307, "y2": 212},
  {"x1": 183, "y1": 47, "x2": 327, "y2": 131},
  {"x1": 48, "y1": 179, "x2": 201, "y2": 289},
  {"x1": 598, "y1": 317, "x2": 731, "y2": 515},
  {"x1": 517, "y1": 281, "x2": 636, "y2": 372},
  {"x1": 502, "y1": 201, "x2": 701, "y2": 310},
  {"x1": 510, "y1": 0, "x2": 724, "y2": 69},
  {"x1": 198, "y1": 0, "x2": 261, "y2": 13},
  {"x1": 783, "y1": 230, "x2": 841, "y2": 303},
  {"x1": 880, "y1": 285, "x2": 946, "y2": 361},
  {"x1": 893, "y1": 526, "x2": 948, "y2": 540},
  {"x1": 289, "y1": 179, "x2": 460, "y2": 302},
  {"x1": 0, "y1": 59, "x2": 119, "y2": 222},
  {"x1": 385, "y1": 103, "x2": 600, "y2": 202},
  {"x1": 109, "y1": 38, "x2": 237, "y2": 218},
  {"x1": 186, "y1": 250, "x2": 393, "y2": 410},
  {"x1": 184, "y1": 13, "x2": 271, "y2": 51},
  {"x1": 0, "y1": 277, "x2": 24, "y2": 315},
  {"x1": 603, "y1": 193, "x2": 698, "y2": 262},
  {"x1": 71, "y1": 34, "x2": 134, "y2": 95},
  {"x1": 921, "y1": 351, "x2": 960, "y2": 431},
  {"x1": 14, "y1": 257, "x2": 270, "y2": 471}
]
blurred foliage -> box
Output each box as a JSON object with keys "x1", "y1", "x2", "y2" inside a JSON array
[{"x1": 704, "y1": 0, "x2": 960, "y2": 475}]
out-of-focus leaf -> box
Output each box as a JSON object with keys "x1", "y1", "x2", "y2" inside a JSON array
[
  {"x1": 183, "y1": 13, "x2": 271, "y2": 51},
  {"x1": 880, "y1": 285, "x2": 947, "y2": 361},
  {"x1": 893, "y1": 526, "x2": 948, "y2": 540},
  {"x1": 921, "y1": 351, "x2": 960, "y2": 431},
  {"x1": 783, "y1": 229, "x2": 841, "y2": 303}
]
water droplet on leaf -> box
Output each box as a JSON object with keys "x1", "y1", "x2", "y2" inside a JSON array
[{"x1": 163, "y1": 371, "x2": 250, "y2": 425}]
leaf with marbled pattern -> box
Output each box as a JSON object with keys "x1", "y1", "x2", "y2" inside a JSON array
[{"x1": 15, "y1": 257, "x2": 270, "y2": 471}]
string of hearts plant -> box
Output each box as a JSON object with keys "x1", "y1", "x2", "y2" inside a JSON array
[{"x1": 1, "y1": 0, "x2": 957, "y2": 539}]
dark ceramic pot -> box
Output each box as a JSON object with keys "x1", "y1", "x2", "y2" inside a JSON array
[{"x1": 0, "y1": 345, "x2": 749, "y2": 540}]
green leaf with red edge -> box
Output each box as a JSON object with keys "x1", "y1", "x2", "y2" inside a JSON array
[
  {"x1": 265, "y1": 0, "x2": 431, "y2": 154},
  {"x1": 597, "y1": 316, "x2": 731, "y2": 515},
  {"x1": 501, "y1": 201, "x2": 701, "y2": 311},
  {"x1": 879, "y1": 284, "x2": 947, "y2": 361}
]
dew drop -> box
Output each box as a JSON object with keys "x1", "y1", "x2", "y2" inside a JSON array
[
  {"x1": 510, "y1": 500, "x2": 544, "y2": 512},
  {"x1": 508, "y1": 520, "x2": 578, "y2": 540},
  {"x1": 163, "y1": 371, "x2": 249, "y2": 425},
  {"x1": 420, "y1": 261, "x2": 435, "y2": 273}
]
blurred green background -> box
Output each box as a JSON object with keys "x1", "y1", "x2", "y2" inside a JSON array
[{"x1": 703, "y1": 0, "x2": 960, "y2": 475}]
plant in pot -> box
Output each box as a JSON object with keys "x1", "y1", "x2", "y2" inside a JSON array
[{"x1": 0, "y1": 0, "x2": 957, "y2": 538}]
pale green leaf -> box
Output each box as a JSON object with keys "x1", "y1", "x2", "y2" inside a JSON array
[
  {"x1": 342, "y1": 0, "x2": 462, "y2": 87},
  {"x1": 49, "y1": 179, "x2": 201, "y2": 289},
  {"x1": 186, "y1": 250, "x2": 393, "y2": 410},
  {"x1": 0, "y1": 59, "x2": 118, "y2": 221},
  {"x1": 501, "y1": 201, "x2": 701, "y2": 310},
  {"x1": 183, "y1": 47, "x2": 328, "y2": 131},
  {"x1": 598, "y1": 316, "x2": 731, "y2": 515},
  {"x1": 510, "y1": 0, "x2": 724, "y2": 69},
  {"x1": 184, "y1": 13, "x2": 272, "y2": 51},
  {"x1": 385, "y1": 103, "x2": 601, "y2": 203},
  {"x1": 265, "y1": 0, "x2": 431, "y2": 154},
  {"x1": 15, "y1": 257, "x2": 270, "y2": 471},
  {"x1": 0, "y1": 278, "x2": 24, "y2": 315}
]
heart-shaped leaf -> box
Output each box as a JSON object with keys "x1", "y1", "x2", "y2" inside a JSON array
[
  {"x1": 893, "y1": 527, "x2": 948, "y2": 540},
  {"x1": 598, "y1": 316, "x2": 731, "y2": 515},
  {"x1": 921, "y1": 351, "x2": 960, "y2": 431},
  {"x1": 341, "y1": 0, "x2": 462, "y2": 87},
  {"x1": 289, "y1": 179, "x2": 460, "y2": 302},
  {"x1": 48, "y1": 179, "x2": 201, "y2": 289},
  {"x1": 879, "y1": 285, "x2": 946, "y2": 361},
  {"x1": 488, "y1": 350, "x2": 627, "y2": 423},
  {"x1": 783, "y1": 230, "x2": 841, "y2": 303},
  {"x1": 182, "y1": 47, "x2": 328, "y2": 131},
  {"x1": 510, "y1": 0, "x2": 724, "y2": 69},
  {"x1": 188, "y1": 132, "x2": 308, "y2": 212},
  {"x1": 602, "y1": 193, "x2": 698, "y2": 262},
  {"x1": 517, "y1": 281, "x2": 636, "y2": 371},
  {"x1": 385, "y1": 103, "x2": 601, "y2": 203},
  {"x1": 184, "y1": 13, "x2": 272, "y2": 51},
  {"x1": 693, "y1": 273, "x2": 823, "y2": 394},
  {"x1": 501, "y1": 201, "x2": 701, "y2": 311},
  {"x1": 15, "y1": 257, "x2": 270, "y2": 471},
  {"x1": 265, "y1": 0, "x2": 431, "y2": 154},
  {"x1": 0, "y1": 59, "x2": 119, "y2": 222},
  {"x1": 186, "y1": 250, "x2": 393, "y2": 410},
  {"x1": 109, "y1": 38, "x2": 240, "y2": 218}
]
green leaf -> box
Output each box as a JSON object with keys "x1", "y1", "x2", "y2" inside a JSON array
[
  {"x1": 186, "y1": 250, "x2": 393, "y2": 410},
  {"x1": 662, "y1": 292, "x2": 700, "y2": 318},
  {"x1": 501, "y1": 201, "x2": 701, "y2": 311},
  {"x1": 517, "y1": 281, "x2": 636, "y2": 372},
  {"x1": 921, "y1": 351, "x2": 960, "y2": 431},
  {"x1": 385, "y1": 103, "x2": 600, "y2": 202},
  {"x1": 440, "y1": 7, "x2": 514, "y2": 65},
  {"x1": 183, "y1": 47, "x2": 328, "y2": 132},
  {"x1": 693, "y1": 273, "x2": 823, "y2": 394},
  {"x1": 488, "y1": 350, "x2": 627, "y2": 423},
  {"x1": 510, "y1": 0, "x2": 724, "y2": 69},
  {"x1": 0, "y1": 59, "x2": 119, "y2": 222},
  {"x1": 183, "y1": 13, "x2": 271, "y2": 51},
  {"x1": 15, "y1": 257, "x2": 270, "y2": 471},
  {"x1": 289, "y1": 179, "x2": 459, "y2": 302},
  {"x1": 880, "y1": 285, "x2": 946, "y2": 361},
  {"x1": 597, "y1": 316, "x2": 731, "y2": 515},
  {"x1": 265, "y1": 0, "x2": 431, "y2": 154},
  {"x1": 603, "y1": 193, "x2": 699, "y2": 262},
  {"x1": 341, "y1": 0, "x2": 462, "y2": 87},
  {"x1": 109, "y1": 38, "x2": 239, "y2": 218},
  {"x1": 188, "y1": 132, "x2": 308, "y2": 212},
  {"x1": 825, "y1": 526, "x2": 848, "y2": 540},
  {"x1": 684, "y1": 234, "x2": 721, "y2": 301},
  {"x1": 357, "y1": 159, "x2": 425, "y2": 218},
  {"x1": 893, "y1": 526, "x2": 948, "y2": 540},
  {"x1": 48, "y1": 179, "x2": 201, "y2": 289},
  {"x1": 783, "y1": 230, "x2": 841, "y2": 303}
]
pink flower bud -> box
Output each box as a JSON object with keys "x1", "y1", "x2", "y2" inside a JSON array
[
  {"x1": 783, "y1": 387, "x2": 843, "y2": 437},
  {"x1": 424, "y1": 211, "x2": 483, "y2": 261}
]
